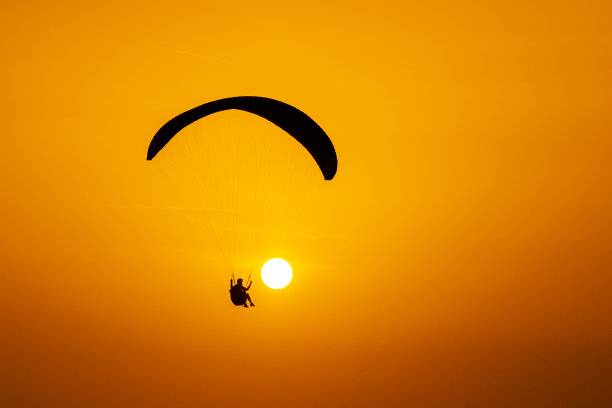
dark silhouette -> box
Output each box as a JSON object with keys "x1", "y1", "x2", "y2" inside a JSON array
[
  {"x1": 229, "y1": 277, "x2": 255, "y2": 308},
  {"x1": 147, "y1": 96, "x2": 337, "y2": 180}
]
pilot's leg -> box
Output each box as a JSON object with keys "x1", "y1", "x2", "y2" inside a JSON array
[{"x1": 246, "y1": 293, "x2": 255, "y2": 306}]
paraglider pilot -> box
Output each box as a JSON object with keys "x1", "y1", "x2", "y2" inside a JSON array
[{"x1": 230, "y1": 277, "x2": 255, "y2": 308}]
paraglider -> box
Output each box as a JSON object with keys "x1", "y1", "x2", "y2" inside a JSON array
[
  {"x1": 229, "y1": 275, "x2": 255, "y2": 308},
  {"x1": 147, "y1": 96, "x2": 338, "y2": 308},
  {"x1": 147, "y1": 96, "x2": 337, "y2": 180}
]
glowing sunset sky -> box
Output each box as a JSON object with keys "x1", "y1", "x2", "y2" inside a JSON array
[{"x1": 1, "y1": 1, "x2": 611, "y2": 406}]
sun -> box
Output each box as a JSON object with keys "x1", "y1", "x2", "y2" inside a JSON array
[{"x1": 261, "y1": 258, "x2": 293, "y2": 289}]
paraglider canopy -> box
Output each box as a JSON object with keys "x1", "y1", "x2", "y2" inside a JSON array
[{"x1": 147, "y1": 96, "x2": 337, "y2": 180}]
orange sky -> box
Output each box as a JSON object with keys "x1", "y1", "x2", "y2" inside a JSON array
[{"x1": 1, "y1": 1, "x2": 611, "y2": 407}]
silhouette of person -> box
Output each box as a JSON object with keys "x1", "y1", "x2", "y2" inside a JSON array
[{"x1": 230, "y1": 277, "x2": 255, "y2": 308}]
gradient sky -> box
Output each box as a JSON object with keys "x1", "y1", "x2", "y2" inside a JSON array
[{"x1": 1, "y1": 1, "x2": 611, "y2": 407}]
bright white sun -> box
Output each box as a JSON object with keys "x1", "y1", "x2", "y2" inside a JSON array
[{"x1": 261, "y1": 258, "x2": 293, "y2": 289}]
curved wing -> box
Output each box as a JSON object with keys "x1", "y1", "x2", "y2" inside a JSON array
[{"x1": 147, "y1": 96, "x2": 337, "y2": 180}]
